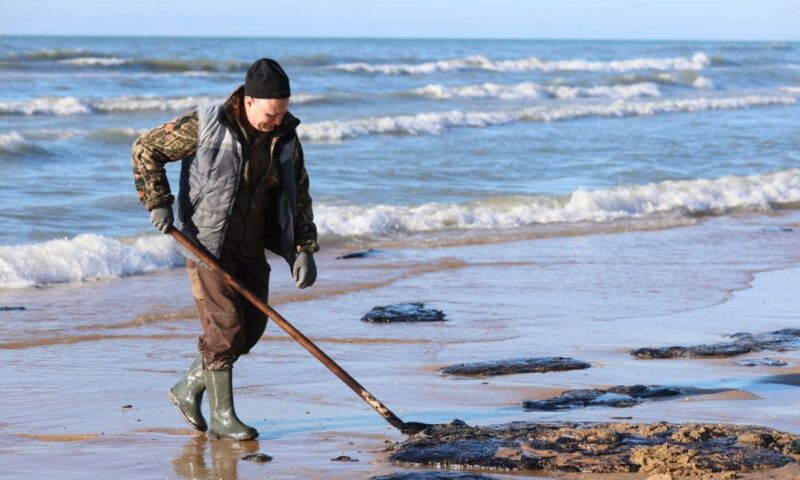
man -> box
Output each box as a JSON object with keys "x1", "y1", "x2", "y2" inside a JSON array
[{"x1": 131, "y1": 58, "x2": 319, "y2": 440}]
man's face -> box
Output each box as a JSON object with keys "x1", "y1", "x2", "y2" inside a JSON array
[{"x1": 244, "y1": 96, "x2": 289, "y2": 132}]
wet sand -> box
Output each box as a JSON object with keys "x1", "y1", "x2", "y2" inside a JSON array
[{"x1": 1, "y1": 212, "x2": 799, "y2": 478}]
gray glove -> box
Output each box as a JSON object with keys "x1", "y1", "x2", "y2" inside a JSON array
[
  {"x1": 292, "y1": 252, "x2": 317, "y2": 289},
  {"x1": 149, "y1": 206, "x2": 174, "y2": 234}
]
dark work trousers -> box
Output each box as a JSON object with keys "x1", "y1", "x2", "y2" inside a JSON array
[{"x1": 186, "y1": 249, "x2": 270, "y2": 371}]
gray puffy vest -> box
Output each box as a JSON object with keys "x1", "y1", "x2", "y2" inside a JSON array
[{"x1": 175, "y1": 103, "x2": 299, "y2": 267}]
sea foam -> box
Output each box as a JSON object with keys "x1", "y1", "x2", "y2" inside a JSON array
[
  {"x1": 0, "y1": 132, "x2": 26, "y2": 153},
  {"x1": 299, "y1": 94, "x2": 796, "y2": 142},
  {"x1": 315, "y1": 169, "x2": 800, "y2": 237},
  {"x1": 0, "y1": 94, "x2": 327, "y2": 116},
  {"x1": 0, "y1": 97, "x2": 93, "y2": 116},
  {"x1": 692, "y1": 76, "x2": 714, "y2": 89},
  {"x1": 2, "y1": 169, "x2": 798, "y2": 289},
  {"x1": 334, "y1": 52, "x2": 711, "y2": 75},
  {"x1": 92, "y1": 96, "x2": 219, "y2": 112},
  {"x1": 611, "y1": 71, "x2": 712, "y2": 89},
  {"x1": 60, "y1": 57, "x2": 128, "y2": 66},
  {"x1": 0, "y1": 234, "x2": 182, "y2": 289},
  {"x1": 411, "y1": 82, "x2": 662, "y2": 100},
  {"x1": 93, "y1": 94, "x2": 325, "y2": 111}
]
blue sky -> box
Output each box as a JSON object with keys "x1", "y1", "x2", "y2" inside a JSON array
[{"x1": 1, "y1": 0, "x2": 797, "y2": 40}]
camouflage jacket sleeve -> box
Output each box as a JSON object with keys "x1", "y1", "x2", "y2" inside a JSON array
[
  {"x1": 293, "y1": 138, "x2": 320, "y2": 253},
  {"x1": 131, "y1": 111, "x2": 199, "y2": 210}
]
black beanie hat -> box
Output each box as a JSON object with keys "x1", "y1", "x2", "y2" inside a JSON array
[{"x1": 245, "y1": 58, "x2": 291, "y2": 99}]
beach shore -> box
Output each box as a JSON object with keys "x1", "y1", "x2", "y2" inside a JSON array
[{"x1": 1, "y1": 211, "x2": 799, "y2": 479}]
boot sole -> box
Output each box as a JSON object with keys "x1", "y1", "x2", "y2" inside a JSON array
[
  {"x1": 168, "y1": 390, "x2": 208, "y2": 432},
  {"x1": 207, "y1": 429, "x2": 259, "y2": 441}
]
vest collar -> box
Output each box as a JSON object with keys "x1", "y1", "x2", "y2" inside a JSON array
[{"x1": 219, "y1": 85, "x2": 301, "y2": 138}]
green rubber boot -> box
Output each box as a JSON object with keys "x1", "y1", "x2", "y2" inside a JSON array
[
  {"x1": 205, "y1": 369, "x2": 258, "y2": 440},
  {"x1": 168, "y1": 354, "x2": 207, "y2": 432}
]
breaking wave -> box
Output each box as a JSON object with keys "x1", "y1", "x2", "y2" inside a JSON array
[
  {"x1": 0, "y1": 130, "x2": 83, "y2": 157},
  {"x1": 611, "y1": 71, "x2": 714, "y2": 89},
  {"x1": 299, "y1": 94, "x2": 796, "y2": 142},
  {"x1": 130, "y1": 58, "x2": 249, "y2": 72},
  {"x1": 6, "y1": 49, "x2": 341, "y2": 68},
  {"x1": 49, "y1": 56, "x2": 249, "y2": 72},
  {"x1": 3, "y1": 94, "x2": 795, "y2": 147},
  {"x1": 0, "y1": 234, "x2": 182, "y2": 289},
  {"x1": 410, "y1": 82, "x2": 662, "y2": 100},
  {"x1": 0, "y1": 94, "x2": 326, "y2": 116},
  {"x1": 6, "y1": 52, "x2": 245, "y2": 72},
  {"x1": 0, "y1": 97, "x2": 93, "y2": 116},
  {"x1": 333, "y1": 52, "x2": 711, "y2": 75},
  {"x1": 315, "y1": 169, "x2": 800, "y2": 237},
  {"x1": 0, "y1": 132, "x2": 29, "y2": 156},
  {"x1": 60, "y1": 57, "x2": 128, "y2": 66},
  {"x1": 2, "y1": 169, "x2": 798, "y2": 289}
]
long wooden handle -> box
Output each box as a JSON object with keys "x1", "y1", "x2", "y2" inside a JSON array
[{"x1": 169, "y1": 228, "x2": 409, "y2": 432}]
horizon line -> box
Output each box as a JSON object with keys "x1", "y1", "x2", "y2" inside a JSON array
[{"x1": 2, "y1": 33, "x2": 798, "y2": 43}]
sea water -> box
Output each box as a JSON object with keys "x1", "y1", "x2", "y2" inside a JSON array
[{"x1": 0, "y1": 37, "x2": 798, "y2": 288}]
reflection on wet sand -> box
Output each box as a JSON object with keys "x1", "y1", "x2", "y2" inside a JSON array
[
  {"x1": 0, "y1": 332, "x2": 431, "y2": 351},
  {"x1": 1, "y1": 258, "x2": 471, "y2": 351},
  {"x1": 74, "y1": 308, "x2": 198, "y2": 331},
  {"x1": 17, "y1": 433, "x2": 100, "y2": 442},
  {"x1": 135, "y1": 427, "x2": 200, "y2": 436},
  {"x1": 173, "y1": 435, "x2": 262, "y2": 480},
  {"x1": 270, "y1": 257, "x2": 469, "y2": 305},
  {"x1": 258, "y1": 335, "x2": 433, "y2": 345},
  {"x1": 0, "y1": 333, "x2": 193, "y2": 350}
]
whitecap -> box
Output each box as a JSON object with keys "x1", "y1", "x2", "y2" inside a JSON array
[
  {"x1": 314, "y1": 169, "x2": 800, "y2": 237},
  {"x1": 299, "y1": 94, "x2": 796, "y2": 142},
  {"x1": 0, "y1": 131, "x2": 27, "y2": 154},
  {"x1": 4, "y1": 169, "x2": 798, "y2": 289},
  {"x1": 333, "y1": 52, "x2": 711, "y2": 75},
  {"x1": 692, "y1": 76, "x2": 714, "y2": 89},
  {"x1": 0, "y1": 234, "x2": 181, "y2": 289},
  {"x1": 0, "y1": 93, "x2": 328, "y2": 116},
  {"x1": 60, "y1": 57, "x2": 128, "y2": 66},
  {"x1": 413, "y1": 81, "x2": 662, "y2": 100},
  {"x1": 0, "y1": 97, "x2": 92, "y2": 116},
  {"x1": 91, "y1": 96, "x2": 220, "y2": 112}
]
